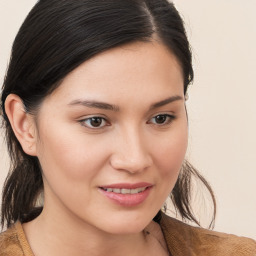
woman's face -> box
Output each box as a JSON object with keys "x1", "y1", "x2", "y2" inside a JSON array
[{"x1": 34, "y1": 41, "x2": 188, "y2": 234}]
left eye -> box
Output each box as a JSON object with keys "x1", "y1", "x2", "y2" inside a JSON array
[
  {"x1": 80, "y1": 117, "x2": 108, "y2": 128},
  {"x1": 149, "y1": 114, "x2": 175, "y2": 125}
]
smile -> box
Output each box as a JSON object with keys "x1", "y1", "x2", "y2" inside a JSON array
[
  {"x1": 101, "y1": 187, "x2": 147, "y2": 194},
  {"x1": 99, "y1": 183, "x2": 153, "y2": 207}
]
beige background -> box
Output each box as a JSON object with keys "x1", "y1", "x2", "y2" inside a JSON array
[{"x1": 1, "y1": 1, "x2": 255, "y2": 239}]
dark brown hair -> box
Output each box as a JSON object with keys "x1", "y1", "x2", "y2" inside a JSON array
[{"x1": 1, "y1": 0, "x2": 216, "y2": 229}]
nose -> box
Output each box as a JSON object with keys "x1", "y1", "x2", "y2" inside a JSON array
[{"x1": 110, "y1": 128, "x2": 153, "y2": 174}]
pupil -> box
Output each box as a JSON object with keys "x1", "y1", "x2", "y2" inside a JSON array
[
  {"x1": 91, "y1": 117, "x2": 102, "y2": 127},
  {"x1": 155, "y1": 115, "x2": 166, "y2": 124}
]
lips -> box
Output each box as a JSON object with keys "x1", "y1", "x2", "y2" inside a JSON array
[
  {"x1": 99, "y1": 183, "x2": 153, "y2": 207},
  {"x1": 101, "y1": 187, "x2": 147, "y2": 194}
]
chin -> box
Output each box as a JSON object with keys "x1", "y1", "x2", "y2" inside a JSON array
[
  {"x1": 95, "y1": 213, "x2": 154, "y2": 235},
  {"x1": 107, "y1": 223, "x2": 147, "y2": 235}
]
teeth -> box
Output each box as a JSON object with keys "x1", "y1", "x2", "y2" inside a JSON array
[
  {"x1": 121, "y1": 189, "x2": 130, "y2": 194},
  {"x1": 113, "y1": 188, "x2": 121, "y2": 193},
  {"x1": 102, "y1": 187, "x2": 147, "y2": 194}
]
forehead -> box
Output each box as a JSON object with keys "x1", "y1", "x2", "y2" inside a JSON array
[{"x1": 44, "y1": 41, "x2": 184, "y2": 107}]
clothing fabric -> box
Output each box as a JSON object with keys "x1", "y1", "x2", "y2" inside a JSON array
[
  {"x1": 0, "y1": 221, "x2": 33, "y2": 256},
  {"x1": 160, "y1": 213, "x2": 256, "y2": 255},
  {"x1": 1, "y1": 214, "x2": 256, "y2": 255}
]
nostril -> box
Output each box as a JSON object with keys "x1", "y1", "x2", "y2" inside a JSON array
[{"x1": 109, "y1": 153, "x2": 152, "y2": 173}]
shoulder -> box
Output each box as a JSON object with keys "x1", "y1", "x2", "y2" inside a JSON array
[
  {"x1": 0, "y1": 223, "x2": 24, "y2": 256},
  {"x1": 160, "y1": 213, "x2": 256, "y2": 256},
  {"x1": 0, "y1": 222, "x2": 33, "y2": 256}
]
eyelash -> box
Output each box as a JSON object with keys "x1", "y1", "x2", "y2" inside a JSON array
[
  {"x1": 79, "y1": 116, "x2": 109, "y2": 129},
  {"x1": 148, "y1": 114, "x2": 176, "y2": 126},
  {"x1": 79, "y1": 114, "x2": 176, "y2": 129}
]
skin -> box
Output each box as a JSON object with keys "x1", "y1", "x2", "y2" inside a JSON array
[{"x1": 5, "y1": 41, "x2": 188, "y2": 255}]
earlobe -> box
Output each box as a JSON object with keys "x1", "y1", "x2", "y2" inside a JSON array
[{"x1": 5, "y1": 94, "x2": 37, "y2": 156}]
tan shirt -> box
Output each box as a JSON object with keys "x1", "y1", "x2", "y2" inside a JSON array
[
  {"x1": 0, "y1": 221, "x2": 33, "y2": 256},
  {"x1": 1, "y1": 214, "x2": 256, "y2": 255},
  {"x1": 160, "y1": 214, "x2": 256, "y2": 255}
]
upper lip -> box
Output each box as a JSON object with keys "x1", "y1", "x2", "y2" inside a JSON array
[{"x1": 99, "y1": 182, "x2": 153, "y2": 189}]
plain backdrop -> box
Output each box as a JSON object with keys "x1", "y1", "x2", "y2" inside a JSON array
[{"x1": 0, "y1": 1, "x2": 255, "y2": 239}]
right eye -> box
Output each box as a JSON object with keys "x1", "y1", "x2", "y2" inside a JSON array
[
  {"x1": 79, "y1": 116, "x2": 109, "y2": 129},
  {"x1": 147, "y1": 114, "x2": 176, "y2": 126}
]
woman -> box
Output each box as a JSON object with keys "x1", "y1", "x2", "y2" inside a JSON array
[{"x1": 0, "y1": 0, "x2": 255, "y2": 255}]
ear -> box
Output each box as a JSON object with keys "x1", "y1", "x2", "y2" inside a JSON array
[{"x1": 5, "y1": 94, "x2": 37, "y2": 156}]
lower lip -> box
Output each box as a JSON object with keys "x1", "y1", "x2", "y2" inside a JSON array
[{"x1": 99, "y1": 187, "x2": 152, "y2": 207}]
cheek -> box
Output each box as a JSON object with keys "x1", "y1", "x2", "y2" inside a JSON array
[
  {"x1": 153, "y1": 123, "x2": 188, "y2": 180},
  {"x1": 35, "y1": 124, "x2": 113, "y2": 213},
  {"x1": 36, "y1": 122, "x2": 110, "y2": 182}
]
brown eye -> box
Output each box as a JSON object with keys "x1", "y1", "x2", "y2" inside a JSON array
[
  {"x1": 81, "y1": 117, "x2": 108, "y2": 128},
  {"x1": 90, "y1": 117, "x2": 103, "y2": 127},
  {"x1": 149, "y1": 114, "x2": 175, "y2": 125},
  {"x1": 154, "y1": 115, "x2": 167, "y2": 124}
]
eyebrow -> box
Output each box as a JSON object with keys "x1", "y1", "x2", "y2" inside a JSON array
[
  {"x1": 68, "y1": 99, "x2": 120, "y2": 111},
  {"x1": 150, "y1": 95, "x2": 183, "y2": 109},
  {"x1": 68, "y1": 95, "x2": 183, "y2": 112}
]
